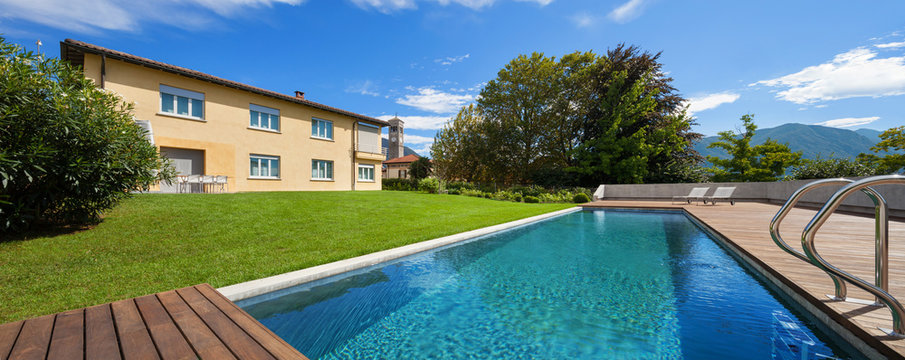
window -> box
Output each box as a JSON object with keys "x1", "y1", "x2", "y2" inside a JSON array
[
  {"x1": 312, "y1": 118, "x2": 333, "y2": 140},
  {"x1": 250, "y1": 155, "x2": 280, "y2": 178},
  {"x1": 249, "y1": 104, "x2": 280, "y2": 132},
  {"x1": 358, "y1": 164, "x2": 375, "y2": 181},
  {"x1": 312, "y1": 159, "x2": 333, "y2": 180},
  {"x1": 160, "y1": 84, "x2": 204, "y2": 119}
]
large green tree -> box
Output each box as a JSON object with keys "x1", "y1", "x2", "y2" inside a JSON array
[
  {"x1": 0, "y1": 38, "x2": 173, "y2": 232},
  {"x1": 433, "y1": 45, "x2": 702, "y2": 187},
  {"x1": 856, "y1": 125, "x2": 905, "y2": 174},
  {"x1": 706, "y1": 114, "x2": 802, "y2": 182}
]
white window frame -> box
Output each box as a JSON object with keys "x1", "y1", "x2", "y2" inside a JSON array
[
  {"x1": 249, "y1": 154, "x2": 280, "y2": 179},
  {"x1": 159, "y1": 84, "x2": 204, "y2": 120},
  {"x1": 249, "y1": 104, "x2": 280, "y2": 132},
  {"x1": 311, "y1": 159, "x2": 334, "y2": 181},
  {"x1": 358, "y1": 164, "x2": 375, "y2": 182},
  {"x1": 311, "y1": 118, "x2": 334, "y2": 140}
]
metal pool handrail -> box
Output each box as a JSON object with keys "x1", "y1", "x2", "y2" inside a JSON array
[
  {"x1": 770, "y1": 178, "x2": 888, "y2": 302},
  {"x1": 801, "y1": 175, "x2": 903, "y2": 335}
]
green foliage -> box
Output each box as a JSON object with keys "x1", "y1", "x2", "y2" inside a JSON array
[
  {"x1": 431, "y1": 45, "x2": 702, "y2": 187},
  {"x1": 408, "y1": 156, "x2": 432, "y2": 180},
  {"x1": 524, "y1": 196, "x2": 540, "y2": 203},
  {"x1": 382, "y1": 178, "x2": 417, "y2": 191},
  {"x1": 790, "y1": 156, "x2": 881, "y2": 180},
  {"x1": 857, "y1": 126, "x2": 905, "y2": 174},
  {"x1": 573, "y1": 193, "x2": 591, "y2": 203},
  {"x1": 706, "y1": 114, "x2": 802, "y2": 182},
  {"x1": 418, "y1": 177, "x2": 440, "y2": 194},
  {"x1": 0, "y1": 37, "x2": 173, "y2": 232}
]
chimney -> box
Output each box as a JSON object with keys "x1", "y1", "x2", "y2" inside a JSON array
[{"x1": 294, "y1": 91, "x2": 305, "y2": 100}]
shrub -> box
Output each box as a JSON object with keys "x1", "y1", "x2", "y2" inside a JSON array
[
  {"x1": 524, "y1": 196, "x2": 540, "y2": 203},
  {"x1": 446, "y1": 181, "x2": 476, "y2": 191},
  {"x1": 573, "y1": 193, "x2": 591, "y2": 203},
  {"x1": 447, "y1": 188, "x2": 460, "y2": 195},
  {"x1": 460, "y1": 189, "x2": 484, "y2": 197},
  {"x1": 383, "y1": 178, "x2": 417, "y2": 191},
  {"x1": 513, "y1": 194, "x2": 522, "y2": 202},
  {"x1": 789, "y1": 156, "x2": 880, "y2": 180},
  {"x1": 1, "y1": 38, "x2": 173, "y2": 232},
  {"x1": 418, "y1": 177, "x2": 440, "y2": 194}
]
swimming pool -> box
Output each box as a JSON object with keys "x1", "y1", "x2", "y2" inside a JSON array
[{"x1": 238, "y1": 209, "x2": 863, "y2": 359}]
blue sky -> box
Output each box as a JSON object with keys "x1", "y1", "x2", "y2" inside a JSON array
[{"x1": 2, "y1": 0, "x2": 905, "y2": 156}]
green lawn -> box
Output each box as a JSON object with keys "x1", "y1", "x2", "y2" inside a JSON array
[{"x1": 0, "y1": 191, "x2": 573, "y2": 323}]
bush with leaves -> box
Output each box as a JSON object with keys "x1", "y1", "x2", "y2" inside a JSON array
[
  {"x1": 382, "y1": 178, "x2": 417, "y2": 191},
  {"x1": 789, "y1": 156, "x2": 880, "y2": 180},
  {"x1": 0, "y1": 38, "x2": 173, "y2": 232},
  {"x1": 418, "y1": 177, "x2": 440, "y2": 194},
  {"x1": 573, "y1": 193, "x2": 591, "y2": 203},
  {"x1": 524, "y1": 196, "x2": 540, "y2": 203}
]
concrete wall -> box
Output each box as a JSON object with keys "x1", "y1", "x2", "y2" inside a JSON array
[
  {"x1": 599, "y1": 177, "x2": 905, "y2": 218},
  {"x1": 83, "y1": 54, "x2": 383, "y2": 192}
]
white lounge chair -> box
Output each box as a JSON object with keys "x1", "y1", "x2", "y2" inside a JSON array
[
  {"x1": 592, "y1": 185, "x2": 605, "y2": 201},
  {"x1": 704, "y1": 186, "x2": 736, "y2": 205},
  {"x1": 672, "y1": 187, "x2": 709, "y2": 204},
  {"x1": 214, "y1": 175, "x2": 228, "y2": 193}
]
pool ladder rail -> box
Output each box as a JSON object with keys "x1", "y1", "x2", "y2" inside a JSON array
[{"x1": 770, "y1": 175, "x2": 905, "y2": 337}]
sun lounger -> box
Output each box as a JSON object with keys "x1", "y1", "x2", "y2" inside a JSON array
[
  {"x1": 704, "y1": 186, "x2": 736, "y2": 205},
  {"x1": 672, "y1": 187, "x2": 709, "y2": 204}
]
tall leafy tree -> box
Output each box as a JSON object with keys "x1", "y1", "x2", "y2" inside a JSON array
[
  {"x1": 706, "y1": 114, "x2": 802, "y2": 182},
  {"x1": 857, "y1": 125, "x2": 905, "y2": 174},
  {"x1": 408, "y1": 156, "x2": 432, "y2": 180}
]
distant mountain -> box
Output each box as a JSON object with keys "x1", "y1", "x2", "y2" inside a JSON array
[
  {"x1": 381, "y1": 138, "x2": 420, "y2": 161},
  {"x1": 694, "y1": 123, "x2": 881, "y2": 161}
]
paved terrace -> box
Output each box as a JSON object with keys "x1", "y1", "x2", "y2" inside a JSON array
[
  {"x1": 0, "y1": 284, "x2": 306, "y2": 360},
  {"x1": 584, "y1": 200, "x2": 905, "y2": 359}
]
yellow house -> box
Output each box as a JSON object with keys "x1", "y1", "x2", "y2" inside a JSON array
[{"x1": 60, "y1": 39, "x2": 387, "y2": 192}]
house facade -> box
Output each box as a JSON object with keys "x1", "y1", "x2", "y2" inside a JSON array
[
  {"x1": 60, "y1": 39, "x2": 386, "y2": 192},
  {"x1": 383, "y1": 154, "x2": 421, "y2": 179}
]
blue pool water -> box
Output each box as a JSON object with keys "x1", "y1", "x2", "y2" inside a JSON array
[{"x1": 238, "y1": 209, "x2": 862, "y2": 359}]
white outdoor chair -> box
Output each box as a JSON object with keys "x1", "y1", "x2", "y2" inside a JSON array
[
  {"x1": 201, "y1": 175, "x2": 216, "y2": 193},
  {"x1": 214, "y1": 175, "x2": 228, "y2": 193},
  {"x1": 175, "y1": 175, "x2": 188, "y2": 193},
  {"x1": 704, "y1": 187, "x2": 736, "y2": 205},
  {"x1": 185, "y1": 175, "x2": 202, "y2": 193},
  {"x1": 592, "y1": 185, "x2": 605, "y2": 201},
  {"x1": 672, "y1": 187, "x2": 709, "y2": 205}
]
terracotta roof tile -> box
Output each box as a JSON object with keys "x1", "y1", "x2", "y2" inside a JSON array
[{"x1": 384, "y1": 154, "x2": 421, "y2": 164}]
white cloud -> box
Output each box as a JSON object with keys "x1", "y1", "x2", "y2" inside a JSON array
[
  {"x1": 754, "y1": 47, "x2": 905, "y2": 104},
  {"x1": 345, "y1": 80, "x2": 380, "y2": 97},
  {"x1": 813, "y1": 116, "x2": 880, "y2": 128},
  {"x1": 685, "y1": 92, "x2": 740, "y2": 115},
  {"x1": 377, "y1": 114, "x2": 452, "y2": 130},
  {"x1": 0, "y1": 0, "x2": 303, "y2": 33},
  {"x1": 396, "y1": 87, "x2": 475, "y2": 114},
  {"x1": 876, "y1": 41, "x2": 905, "y2": 49},
  {"x1": 608, "y1": 0, "x2": 647, "y2": 23},
  {"x1": 571, "y1": 12, "x2": 595, "y2": 28},
  {"x1": 435, "y1": 54, "x2": 470, "y2": 66}
]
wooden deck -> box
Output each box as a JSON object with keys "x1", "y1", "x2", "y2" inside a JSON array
[
  {"x1": 584, "y1": 200, "x2": 905, "y2": 359},
  {"x1": 0, "y1": 284, "x2": 307, "y2": 360}
]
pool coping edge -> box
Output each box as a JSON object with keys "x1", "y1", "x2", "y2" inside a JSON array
[{"x1": 217, "y1": 206, "x2": 582, "y2": 302}]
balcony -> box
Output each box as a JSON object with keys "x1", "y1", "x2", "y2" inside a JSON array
[{"x1": 355, "y1": 143, "x2": 386, "y2": 161}]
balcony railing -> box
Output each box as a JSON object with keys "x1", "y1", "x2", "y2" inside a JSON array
[{"x1": 356, "y1": 143, "x2": 386, "y2": 155}]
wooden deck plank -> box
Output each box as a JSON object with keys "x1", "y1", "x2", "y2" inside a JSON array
[
  {"x1": 46, "y1": 309, "x2": 84, "y2": 360},
  {"x1": 156, "y1": 290, "x2": 237, "y2": 360},
  {"x1": 586, "y1": 200, "x2": 905, "y2": 359},
  {"x1": 176, "y1": 287, "x2": 275, "y2": 360},
  {"x1": 195, "y1": 284, "x2": 308, "y2": 360},
  {"x1": 133, "y1": 295, "x2": 196, "y2": 360},
  {"x1": 0, "y1": 321, "x2": 24, "y2": 360},
  {"x1": 7, "y1": 314, "x2": 54, "y2": 360},
  {"x1": 85, "y1": 304, "x2": 122, "y2": 360},
  {"x1": 111, "y1": 299, "x2": 160, "y2": 360}
]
